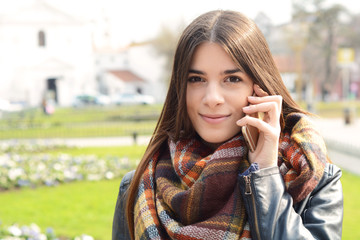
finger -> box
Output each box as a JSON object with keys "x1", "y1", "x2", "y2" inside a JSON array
[
  {"x1": 237, "y1": 116, "x2": 280, "y2": 137},
  {"x1": 254, "y1": 84, "x2": 269, "y2": 97},
  {"x1": 243, "y1": 101, "x2": 281, "y2": 115},
  {"x1": 248, "y1": 95, "x2": 283, "y2": 105},
  {"x1": 242, "y1": 102, "x2": 281, "y2": 125}
]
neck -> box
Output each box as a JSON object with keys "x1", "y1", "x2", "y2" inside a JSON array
[{"x1": 199, "y1": 138, "x2": 222, "y2": 151}]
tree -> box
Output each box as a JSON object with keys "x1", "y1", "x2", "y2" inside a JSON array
[
  {"x1": 292, "y1": 0, "x2": 349, "y2": 100},
  {"x1": 338, "y1": 13, "x2": 360, "y2": 51},
  {"x1": 150, "y1": 22, "x2": 185, "y2": 84}
]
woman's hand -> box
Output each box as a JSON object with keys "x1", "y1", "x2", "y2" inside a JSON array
[{"x1": 236, "y1": 85, "x2": 282, "y2": 169}]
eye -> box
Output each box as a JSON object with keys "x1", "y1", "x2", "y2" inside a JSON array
[
  {"x1": 188, "y1": 76, "x2": 203, "y2": 83},
  {"x1": 225, "y1": 76, "x2": 242, "y2": 83}
]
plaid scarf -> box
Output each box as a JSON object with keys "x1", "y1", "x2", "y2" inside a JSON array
[{"x1": 134, "y1": 113, "x2": 328, "y2": 239}]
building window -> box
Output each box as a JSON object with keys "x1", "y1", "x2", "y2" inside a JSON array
[{"x1": 38, "y1": 30, "x2": 46, "y2": 47}]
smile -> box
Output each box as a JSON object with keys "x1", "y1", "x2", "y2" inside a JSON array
[{"x1": 200, "y1": 114, "x2": 230, "y2": 124}]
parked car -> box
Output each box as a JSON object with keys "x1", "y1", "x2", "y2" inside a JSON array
[
  {"x1": 112, "y1": 93, "x2": 155, "y2": 105},
  {"x1": 95, "y1": 94, "x2": 112, "y2": 106},
  {"x1": 72, "y1": 94, "x2": 111, "y2": 107},
  {"x1": 0, "y1": 98, "x2": 23, "y2": 112}
]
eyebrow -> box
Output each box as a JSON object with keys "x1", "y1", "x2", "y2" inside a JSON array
[
  {"x1": 188, "y1": 69, "x2": 204, "y2": 74},
  {"x1": 188, "y1": 68, "x2": 242, "y2": 75},
  {"x1": 224, "y1": 68, "x2": 242, "y2": 74}
]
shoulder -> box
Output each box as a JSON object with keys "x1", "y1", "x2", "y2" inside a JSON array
[
  {"x1": 119, "y1": 170, "x2": 135, "y2": 193},
  {"x1": 295, "y1": 162, "x2": 343, "y2": 212},
  {"x1": 315, "y1": 162, "x2": 342, "y2": 190},
  {"x1": 283, "y1": 113, "x2": 327, "y2": 153},
  {"x1": 113, "y1": 170, "x2": 135, "y2": 240},
  {"x1": 295, "y1": 163, "x2": 343, "y2": 239},
  {"x1": 283, "y1": 112, "x2": 316, "y2": 133}
]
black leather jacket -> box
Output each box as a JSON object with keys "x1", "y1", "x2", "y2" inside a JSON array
[{"x1": 112, "y1": 163, "x2": 343, "y2": 240}]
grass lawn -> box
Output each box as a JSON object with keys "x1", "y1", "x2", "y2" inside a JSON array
[
  {"x1": 1, "y1": 164, "x2": 359, "y2": 238},
  {"x1": 1, "y1": 101, "x2": 359, "y2": 139},
  {"x1": 0, "y1": 121, "x2": 157, "y2": 139},
  {"x1": 0, "y1": 178, "x2": 121, "y2": 240},
  {"x1": 0, "y1": 145, "x2": 147, "y2": 239},
  {"x1": 341, "y1": 170, "x2": 360, "y2": 239},
  {"x1": 0, "y1": 105, "x2": 161, "y2": 139},
  {"x1": 303, "y1": 100, "x2": 360, "y2": 118}
]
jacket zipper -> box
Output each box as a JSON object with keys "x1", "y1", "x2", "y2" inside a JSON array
[{"x1": 244, "y1": 175, "x2": 261, "y2": 240}]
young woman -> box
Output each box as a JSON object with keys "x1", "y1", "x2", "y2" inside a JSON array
[{"x1": 113, "y1": 10, "x2": 343, "y2": 240}]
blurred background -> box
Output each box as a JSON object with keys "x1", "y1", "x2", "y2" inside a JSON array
[{"x1": 0, "y1": 0, "x2": 359, "y2": 239}]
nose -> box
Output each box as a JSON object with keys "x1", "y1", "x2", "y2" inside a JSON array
[{"x1": 203, "y1": 82, "x2": 224, "y2": 108}]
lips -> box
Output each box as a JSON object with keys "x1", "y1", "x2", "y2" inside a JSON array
[{"x1": 200, "y1": 113, "x2": 230, "y2": 124}]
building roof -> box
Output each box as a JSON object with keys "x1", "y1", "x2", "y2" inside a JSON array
[{"x1": 108, "y1": 70, "x2": 145, "y2": 82}]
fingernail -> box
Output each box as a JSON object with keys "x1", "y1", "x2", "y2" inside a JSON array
[{"x1": 237, "y1": 117, "x2": 246, "y2": 125}]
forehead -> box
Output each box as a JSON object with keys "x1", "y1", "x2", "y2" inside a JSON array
[{"x1": 190, "y1": 42, "x2": 240, "y2": 71}]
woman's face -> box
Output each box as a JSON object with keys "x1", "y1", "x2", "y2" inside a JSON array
[{"x1": 186, "y1": 42, "x2": 254, "y2": 144}]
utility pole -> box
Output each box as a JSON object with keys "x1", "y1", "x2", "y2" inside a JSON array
[{"x1": 337, "y1": 48, "x2": 355, "y2": 124}]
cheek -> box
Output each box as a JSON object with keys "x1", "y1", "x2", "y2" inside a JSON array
[
  {"x1": 230, "y1": 94, "x2": 249, "y2": 115},
  {"x1": 186, "y1": 87, "x2": 199, "y2": 108},
  {"x1": 186, "y1": 89, "x2": 196, "y2": 119},
  {"x1": 186, "y1": 89, "x2": 192, "y2": 111}
]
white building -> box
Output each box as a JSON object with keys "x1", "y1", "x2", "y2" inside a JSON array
[
  {"x1": 0, "y1": 0, "x2": 167, "y2": 108},
  {"x1": 0, "y1": 0, "x2": 96, "y2": 107}
]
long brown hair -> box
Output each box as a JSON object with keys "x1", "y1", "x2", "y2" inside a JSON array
[{"x1": 125, "y1": 10, "x2": 306, "y2": 239}]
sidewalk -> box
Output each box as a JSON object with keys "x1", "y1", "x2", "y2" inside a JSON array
[
  {"x1": 312, "y1": 117, "x2": 360, "y2": 175},
  {"x1": 61, "y1": 136, "x2": 151, "y2": 147},
  {"x1": 312, "y1": 117, "x2": 360, "y2": 156}
]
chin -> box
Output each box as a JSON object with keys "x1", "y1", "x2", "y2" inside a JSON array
[{"x1": 200, "y1": 132, "x2": 239, "y2": 144}]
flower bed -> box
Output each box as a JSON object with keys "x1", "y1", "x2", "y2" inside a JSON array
[
  {"x1": 0, "y1": 152, "x2": 131, "y2": 190},
  {"x1": 0, "y1": 141, "x2": 133, "y2": 239},
  {"x1": 0, "y1": 222, "x2": 93, "y2": 240},
  {"x1": 0, "y1": 140, "x2": 133, "y2": 191},
  {"x1": 0, "y1": 140, "x2": 68, "y2": 154}
]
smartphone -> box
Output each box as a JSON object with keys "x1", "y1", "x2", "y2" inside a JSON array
[{"x1": 242, "y1": 105, "x2": 264, "y2": 152}]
